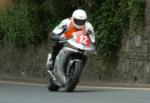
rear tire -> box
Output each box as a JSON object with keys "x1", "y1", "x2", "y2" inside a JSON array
[
  {"x1": 47, "y1": 77, "x2": 59, "y2": 91},
  {"x1": 65, "y1": 61, "x2": 82, "y2": 92}
]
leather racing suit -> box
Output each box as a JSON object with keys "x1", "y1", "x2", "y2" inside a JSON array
[{"x1": 49, "y1": 18, "x2": 96, "y2": 69}]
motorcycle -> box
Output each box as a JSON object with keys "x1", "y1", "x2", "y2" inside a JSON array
[{"x1": 46, "y1": 31, "x2": 96, "y2": 92}]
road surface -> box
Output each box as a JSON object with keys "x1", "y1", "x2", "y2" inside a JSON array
[{"x1": 0, "y1": 81, "x2": 150, "y2": 103}]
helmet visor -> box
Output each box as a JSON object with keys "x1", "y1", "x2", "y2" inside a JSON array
[{"x1": 74, "y1": 19, "x2": 86, "y2": 26}]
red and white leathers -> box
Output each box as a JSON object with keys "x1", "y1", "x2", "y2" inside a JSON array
[{"x1": 51, "y1": 18, "x2": 95, "y2": 44}]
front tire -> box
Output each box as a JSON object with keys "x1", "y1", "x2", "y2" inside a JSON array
[
  {"x1": 65, "y1": 61, "x2": 82, "y2": 92},
  {"x1": 47, "y1": 77, "x2": 59, "y2": 91}
]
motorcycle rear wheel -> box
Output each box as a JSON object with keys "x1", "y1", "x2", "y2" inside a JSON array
[{"x1": 47, "y1": 77, "x2": 59, "y2": 91}]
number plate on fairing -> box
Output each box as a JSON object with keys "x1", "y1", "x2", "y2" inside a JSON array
[{"x1": 72, "y1": 31, "x2": 90, "y2": 47}]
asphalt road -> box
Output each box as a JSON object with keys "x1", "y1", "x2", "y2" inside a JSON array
[{"x1": 0, "y1": 82, "x2": 150, "y2": 103}]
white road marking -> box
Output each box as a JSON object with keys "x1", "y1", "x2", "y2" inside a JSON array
[
  {"x1": 0, "y1": 80, "x2": 45, "y2": 86},
  {"x1": 0, "y1": 80, "x2": 150, "y2": 91},
  {"x1": 78, "y1": 86, "x2": 150, "y2": 91}
]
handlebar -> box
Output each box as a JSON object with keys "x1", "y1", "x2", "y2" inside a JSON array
[{"x1": 59, "y1": 40, "x2": 67, "y2": 43}]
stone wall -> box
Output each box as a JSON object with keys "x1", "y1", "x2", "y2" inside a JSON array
[
  {"x1": 116, "y1": 0, "x2": 150, "y2": 83},
  {"x1": 0, "y1": 42, "x2": 50, "y2": 81}
]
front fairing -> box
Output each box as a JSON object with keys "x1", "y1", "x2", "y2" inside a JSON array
[
  {"x1": 65, "y1": 32, "x2": 96, "y2": 53},
  {"x1": 53, "y1": 31, "x2": 96, "y2": 86}
]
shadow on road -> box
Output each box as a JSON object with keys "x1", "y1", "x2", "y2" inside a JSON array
[{"x1": 55, "y1": 87, "x2": 122, "y2": 93}]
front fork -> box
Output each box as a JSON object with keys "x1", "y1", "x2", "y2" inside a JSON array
[{"x1": 66, "y1": 59, "x2": 82, "y2": 76}]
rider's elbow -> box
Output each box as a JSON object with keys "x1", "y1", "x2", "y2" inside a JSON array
[{"x1": 51, "y1": 32, "x2": 60, "y2": 41}]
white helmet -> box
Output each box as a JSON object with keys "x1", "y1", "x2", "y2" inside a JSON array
[{"x1": 72, "y1": 9, "x2": 87, "y2": 29}]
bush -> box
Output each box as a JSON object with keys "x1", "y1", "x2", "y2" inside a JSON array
[
  {"x1": 0, "y1": 0, "x2": 54, "y2": 46},
  {"x1": 71, "y1": 0, "x2": 144, "y2": 60},
  {"x1": 0, "y1": 1, "x2": 34, "y2": 46},
  {"x1": 0, "y1": 0, "x2": 145, "y2": 60}
]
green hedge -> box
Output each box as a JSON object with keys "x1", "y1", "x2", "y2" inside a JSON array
[
  {"x1": 70, "y1": 0, "x2": 144, "y2": 60},
  {"x1": 0, "y1": 0, "x2": 144, "y2": 59},
  {"x1": 0, "y1": 0, "x2": 55, "y2": 46}
]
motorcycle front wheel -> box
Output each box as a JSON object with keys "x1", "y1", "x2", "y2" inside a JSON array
[{"x1": 65, "y1": 61, "x2": 82, "y2": 92}]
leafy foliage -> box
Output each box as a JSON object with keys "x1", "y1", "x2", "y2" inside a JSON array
[
  {"x1": 71, "y1": 0, "x2": 144, "y2": 60},
  {"x1": 0, "y1": 0, "x2": 144, "y2": 59}
]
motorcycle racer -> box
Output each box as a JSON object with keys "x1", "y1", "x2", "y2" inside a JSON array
[{"x1": 47, "y1": 9, "x2": 96, "y2": 70}]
